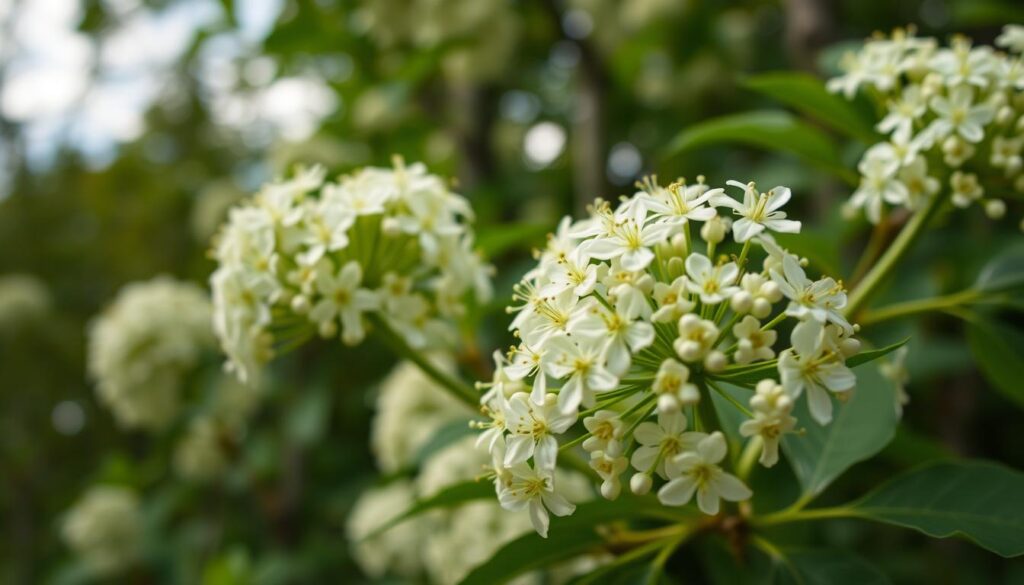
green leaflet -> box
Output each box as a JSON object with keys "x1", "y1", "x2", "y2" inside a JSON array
[{"x1": 743, "y1": 72, "x2": 878, "y2": 143}]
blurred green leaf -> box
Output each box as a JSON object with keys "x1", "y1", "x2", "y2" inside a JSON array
[
  {"x1": 476, "y1": 222, "x2": 550, "y2": 259},
  {"x1": 782, "y1": 365, "x2": 898, "y2": 499},
  {"x1": 775, "y1": 548, "x2": 891, "y2": 584},
  {"x1": 412, "y1": 418, "x2": 475, "y2": 468},
  {"x1": 662, "y1": 111, "x2": 857, "y2": 185},
  {"x1": 743, "y1": 72, "x2": 878, "y2": 143},
  {"x1": 848, "y1": 460, "x2": 1024, "y2": 557},
  {"x1": 285, "y1": 385, "x2": 331, "y2": 446},
  {"x1": 845, "y1": 338, "x2": 908, "y2": 368},
  {"x1": 773, "y1": 231, "x2": 842, "y2": 276},
  {"x1": 460, "y1": 497, "x2": 692, "y2": 585},
  {"x1": 365, "y1": 480, "x2": 492, "y2": 540},
  {"x1": 966, "y1": 318, "x2": 1024, "y2": 409},
  {"x1": 974, "y1": 243, "x2": 1024, "y2": 295}
]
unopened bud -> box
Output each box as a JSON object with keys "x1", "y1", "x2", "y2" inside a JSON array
[{"x1": 630, "y1": 472, "x2": 652, "y2": 495}]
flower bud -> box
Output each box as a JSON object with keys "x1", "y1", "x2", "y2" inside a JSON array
[
  {"x1": 700, "y1": 215, "x2": 726, "y2": 244},
  {"x1": 985, "y1": 199, "x2": 1006, "y2": 220},
  {"x1": 675, "y1": 339, "x2": 702, "y2": 362},
  {"x1": 704, "y1": 350, "x2": 727, "y2": 373},
  {"x1": 760, "y1": 281, "x2": 782, "y2": 303},
  {"x1": 670, "y1": 233, "x2": 688, "y2": 256},
  {"x1": 730, "y1": 291, "x2": 753, "y2": 314},
  {"x1": 318, "y1": 320, "x2": 338, "y2": 339},
  {"x1": 290, "y1": 294, "x2": 310, "y2": 314},
  {"x1": 601, "y1": 479, "x2": 622, "y2": 500},
  {"x1": 658, "y1": 393, "x2": 680, "y2": 414},
  {"x1": 751, "y1": 297, "x2": 772, "y2": 319},
  {"x1": 630, "y1": 472, "x2": 652, "y2": 495},
  {"x1": 679, "y1": 383, "x2": 700, "y2": 405},
  {"x1": 839, "y1": 337, "x2": 861, "y2": 358}
]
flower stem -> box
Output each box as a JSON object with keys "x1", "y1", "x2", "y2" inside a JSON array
[
  {"x1": 844, "y1": 192, "x2": 945, "y2": 320},
  {"x1": 735, "y1": 436, "x2": 762, "y2": 481},
  {"x1": 369, "y1": 314, "x2": 479, "y2": 406},
  {"x1": 859, "y1": 289, "x2": 982, "y2": 326}
]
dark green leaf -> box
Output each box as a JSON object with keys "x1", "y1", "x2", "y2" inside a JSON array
[
  {"x1": 845, "y1": 338, "x2": 908, "y2": 368},
  {"x1": 849, "y1": 460, "x2": 1024, "y2": 557},
  {"x1": 782, "y1": 364, "x2": 898, "y2": 499},
  {"x1": 967, "y1": 318, "x2": 1024, "y2": 408},
  {"x1": 662, "y1": 111, "x2": 856, "y2": 185},
  {"x1": 974, "y1": 243, "x2": 1024, "y2": 294},
  {"x1": 743, "y1": 72, "x2": 878, "y2": 143},
  {"x1": 365, "y1": 480, "x2": 493, "y2": 540},
  {"x1": 775, "y1": 548, "x2": 891, "y2": 585},
  {"x1": 459, "y1": 497, "x2": 692, "y2": 585},
  {"x1": 412, "y1": 419, "x2": 476, "y2": 468}
]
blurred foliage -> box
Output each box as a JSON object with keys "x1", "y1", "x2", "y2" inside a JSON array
[{"x1": 1, "y1": 0, "x2": 1023, "y2": 583}]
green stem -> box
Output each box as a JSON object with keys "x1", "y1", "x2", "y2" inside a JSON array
[
  {"x1": 752, "y1": 505, "x2": 855, "y2": 527},
  {"x1": 370, "y1": 314, "x2": 478, "y2": 406},
  {"x1": 844, "y1": 192, "x2": 945, "y2": 320},
  {"x1": 859, "y1": 289, "x2": 981, "y2": 326},
  {"x1": 735, "y1": 436, "x2": 762, "y2": 481}
]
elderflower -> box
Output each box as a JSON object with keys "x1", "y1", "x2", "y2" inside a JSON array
[
  {"x1": 475, "y1": 176, "x2": 864, "y2": 533},
  {"x1": 87, "y1": 277, "x2": 215, "y2": 430},
  {"x1": 832, "y1": 26, "x2": 1024, "y2": 226},
  {"x1": 210, "y1": 160, "x2": 493, "y2": 383},
  {"x1": 62, "y1": 486, "x2": 143, "y2": 576}
]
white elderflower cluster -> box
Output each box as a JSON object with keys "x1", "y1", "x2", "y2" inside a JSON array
[
  {"x1": 829, "y1": 26, "x2": 1024, "y2": 224},
  {"x1": 350, "y1": 359, "x2": 595, "y2": 584},
  {"x1": 62, "y1": 486, "x2": 143, "y2": 576},
  {"x1": 474, "y1": 177, "x2": 864, "y2": 535},
  {"x1": 210, "y1": 160, "x2": 492, "y2": 384},
  {"x1": 88, "y1": 277, "x2": 215, "y2": 430}
]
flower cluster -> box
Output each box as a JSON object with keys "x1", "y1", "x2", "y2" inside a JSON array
[
  {"x1": 474, "y1": 177, "x2": 863, "y2": 535},
  {"x1": 349, "y1": 359, "x2": 594, "y2": 584},
  {"x1": 62, "y1": 486, "x2": 143, "y2": 576},
  {"x1": 87, "y1": 277, "x2": 215, "y2": 430},
  {"x1": 829, "y1": 25, "x2": 1024, "y2": 225},
  {"x1": 210, "y1": 160, "x2": 492, "y2": 384}
]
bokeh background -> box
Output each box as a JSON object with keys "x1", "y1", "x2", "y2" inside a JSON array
[{"x1": 2, "y1": 0, "x2": 1023, "y2": 582}]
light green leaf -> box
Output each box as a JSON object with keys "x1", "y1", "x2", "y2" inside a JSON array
[
  {"x1": 966, "y1": 318, "x2": 1024, "y2": 409},
  {"x1": 848, "y1": 460, "x2": 1024, "y2": 557},
  {"x1": 459, "y1": 497, "x2": 691, "y2": 585},
  {"x1": 412, "y1": 419, "x2": 475, "y2": 468},
  {"x1": 743, "y1": 72, "x2": 878, "y2": 143},
  {"x1": 775, "y1": 549, "x2": 891, "y2": 585},
  {"x1": 782, "y1": 364, "x2": 898, "y2": 499},
  {"x1": 476, "y1": 222, "x2": 550, "y2": 258},
  {"x1": 662, "y1": 111, "x2": 857, "y2": 185},
  {"x1": 365, "y1": 480, "x2": 493, "y2": 540},
  {"x1": 974, "y1": 243, "x2": 1024, "y2": 295}
]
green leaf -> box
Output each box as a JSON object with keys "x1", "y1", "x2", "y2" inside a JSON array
[
  {"x1": 476, "y1": 222, "x2": 550, "y2": 258},
  {"x1": 662, "y1": 111, "x2": 857, "y2": 185},
  {"x1": 848, "y1": 460, "x2": 1024, "y2": 557},
  {"x1": 365, "y1": 480, "x2": 493, "y2": 540},
  {"x1": 966, "y1": 318, "x2": 1024, "y2": 409},
  {"x1": 782, "y1": 364, "x2": 898, "y2": 499},
  {"x1": 773, "y1": 231, "x2": 841, "y2": 276},
  {"x1": 775, "y1": 548, "x2": 891, "y2": 585},
  {"x1": 743, "y1": 72, "x2": 878, "y2": 143},
  {"x1": 974, "y1": 243, "x2": 1024, "y2": 294},
  {"x1": 412, "y1": 418, "x2": 475, "y2": 468},
  {"x1": 459, "y1": 497, "x2": 692, "y2": 585},
  {"x1": 845, "y1": 338, "x2": 908, "y2": 368}
]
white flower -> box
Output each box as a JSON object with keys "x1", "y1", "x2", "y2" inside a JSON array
[
  {"x1": 778, "y1": 321, "x2": 856, "y2": 425},
  {"x1": 879, "y1": 346, "x2": 911, "y2": 416},
  {"x1": 657, "y1": 432, "x2": 752, "y2": 514},
  {"x1": 950, "y1": 171, "x2": 984, "y2": 208},
  {"x1": 589, "y1": 450, "x2": 629, "y2": 500},
  {"x1": 685, "y1": 253, "x2": 740, "y2": 305},
  {"x1": 497, "y1": 461, "x2": 576, "y2": 538},
  {"x1": 62, "y1": 486, "x2": 143, "y2": 576},
  {"x1": 898, "y1": 155, "x2": 941, "y2": 210},
  {"x1": 716, "y1": 181, "x2": 801, "y2": 243},
  {"x1": 771, "y1": 255, "x2": 850, "y2": 331},
  {"x1": 504, "y1": 393, "x2": 577, "y2": 470},
  {"x1": 582, "y1": 410, "x2": 624, "y2": 453},
  {"x1": 737, "y1": 273, "x2": 782, "y2": 319},
  {"x1": 308, "y1": 260, "x2": 381, "y2": 344},
  {"x1": 569, "y1": 303, "x2": 655, "y2": 375},
  {"x1": 851, "y1": 144, "x2": 909, "y2": 223},
  {"x1": 651, "y1": 276, "x2": 696, "y2": 323},
  {"x1": 997, "y1": 25, "x2": 1024, "y2": 53},
  {"x1": 640, "y1": 178, "x2": 721, "y2": 227},
  {"x1": 733, "y1": 316, "x2": 777, "y2": 364},
  {"x1": 991, "y1": 135, "x2": 1024, "y2": 174},
  {"x1": 545, "y1": 335, "x2": 619, "y2": 414},
  {"x1": 652, "y1": 359, "x2": 700, "y2": 413},
  {"x1": 630, "y1": 411, "x2": 705, "y2": 479},
  {"x1": 930, "y1": 37, "x2": 997, "y2": 88},
  {"x1": 582, "y1": 206, "x2": 675, "y2": 271},
  {"x1": 739, "y1": 380, "x2": 797, "y2": 467},
  {"x1": 674, "y1": 314, "x2": 719, "y2": 362},
  {"x1": 878, "y1": 84, "x2": 927, "y2": 141},
  {"x1": 928, "y1": 85, "x2": 995, "y2": 143}
]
